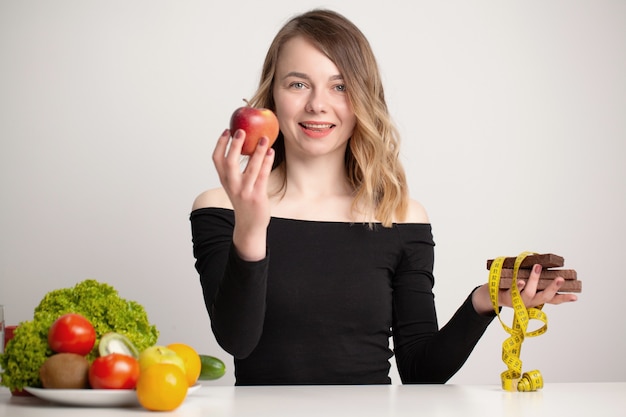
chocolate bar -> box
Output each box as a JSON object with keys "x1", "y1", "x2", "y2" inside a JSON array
[
  {"x1": 486, "y1": 253, "x2": 564, "y2": 270},
  {"x1": 498, "y1": 278, "x2": 582, "y2": 293},
  {"x1": 498, "y1": 269, "x2": 577, "y2": 280},
  {"x1": 488, "y1": 253, "x2": 582, "y2": 293}
]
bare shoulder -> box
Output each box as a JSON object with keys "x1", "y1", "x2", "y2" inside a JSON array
[
  {"x1": 401, "y1": 199, "x2": 430, "y2": 224},
  {"x1": 191, "y1": 187, "x2": 233, "y2": 211}
]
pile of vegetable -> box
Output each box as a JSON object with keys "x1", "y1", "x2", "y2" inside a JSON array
[{"x1": 0, "y1": 279, "x2": 159, "y2": 391}]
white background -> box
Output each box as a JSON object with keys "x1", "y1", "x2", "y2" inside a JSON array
[{"x1": 1, "y1": 1, "x2": 624, "y2": 385}]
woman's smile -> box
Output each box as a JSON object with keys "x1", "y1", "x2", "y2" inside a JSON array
[{"x1": 299, "y1": 121, "x2": 336, "y2": 138}]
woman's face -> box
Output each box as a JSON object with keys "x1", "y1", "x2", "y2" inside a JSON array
[{"x1": 272, "y1": 36, "x2": 356, "y2": 159}]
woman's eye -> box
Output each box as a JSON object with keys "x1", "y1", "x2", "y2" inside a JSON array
[
  {"x1": 335, "y1": 84, "x2": 346, "y2": 92},
  {"x1": 290, "y1": 82, "x2": 306, "y2": 89}
]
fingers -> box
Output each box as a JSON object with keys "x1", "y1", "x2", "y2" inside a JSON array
[
  {"x1": 518, "y1": 264, "x2": 578, "y2": 308},
  {"x1": 212, "y1": 128, "x2": 274, "y2": 200},
  {"x1": 242, "y1": 136, "x2": 272, "y2": 181},
  {"x1": 228, "y1": 129, "x2": 246, "y2": 162},
  {"x1": 523, "y1": 264, "x2": 542, "y2": 297},
  {"x1": 541, "y1": 277, "x2": 578, "y2": 304},
  {"x1": 256, "y1": 141, "x2": 275, "y2": 186},
  {"x1": 212, "y1": 129, "x2": 252, "y2": 185},
  {"x1": 539, "y1": 276, "x2": 564, "y2": 299},
  {"x1": 547, "y1": 292, "x2": 578, "y2": 304},
  {"x1": 212, "y1": 129, "x2": 231, "y2": 171}
]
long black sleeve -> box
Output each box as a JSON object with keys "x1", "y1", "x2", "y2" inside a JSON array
[
  {"x1": 394, "y1": 290, "x2": 494, "y2": 383},
  {"x1": 190, "y1": 208, "x2": 269, "y2": 358},
  {"x1": 390, "y1": 224, "x2": 494, "y2": 383}
]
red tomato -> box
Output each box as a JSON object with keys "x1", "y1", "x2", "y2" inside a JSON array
[
  {"x1": 48, "y1": 313, "x2": 96, "y2": 355},
  {"x1": 89, "y1": 353, "x2": 140, "y2": 389}
]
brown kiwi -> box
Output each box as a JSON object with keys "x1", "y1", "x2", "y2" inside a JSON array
[{"x1": 39, "y1": 353, "x2": 90, "y2": 389}]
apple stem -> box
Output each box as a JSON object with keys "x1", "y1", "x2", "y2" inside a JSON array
[{"x1": 243, "y1": 98, "x2": 250, "y2": 107}]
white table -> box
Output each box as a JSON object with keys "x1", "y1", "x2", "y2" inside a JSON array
[{"x1": 1, "y1": 382, "x2": 624, "y2": 417}]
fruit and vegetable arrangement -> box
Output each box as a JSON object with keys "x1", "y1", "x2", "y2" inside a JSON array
[{"x1": 0, "y1": 279, "x2": 225, "y2": 411}]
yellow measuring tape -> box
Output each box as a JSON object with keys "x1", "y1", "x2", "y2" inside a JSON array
[{"x1": 488, "y1": 251, "x2": 547, "y2": 392}]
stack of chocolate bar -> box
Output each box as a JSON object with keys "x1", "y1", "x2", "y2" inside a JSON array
[{"x1": 487, "y1": 253, "x2": 582, "y2": 293}]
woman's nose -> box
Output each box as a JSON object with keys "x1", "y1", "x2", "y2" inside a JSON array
[{"x1": 305, "y1": 89, "x2": 327, "y2": 113}]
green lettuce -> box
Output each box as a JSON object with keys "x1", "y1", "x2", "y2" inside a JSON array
[{"x1": 0, "y1": 279, "x2": 159, "y2": 390}]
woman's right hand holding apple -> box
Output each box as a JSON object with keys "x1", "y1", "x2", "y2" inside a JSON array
[{"x1": 212, "y1": 128, "x2": 275, "y2": 262}]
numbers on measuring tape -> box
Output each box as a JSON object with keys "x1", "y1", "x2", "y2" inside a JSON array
[{"x1": 489, "y1": 251, "x2": 547, "y2": 392}]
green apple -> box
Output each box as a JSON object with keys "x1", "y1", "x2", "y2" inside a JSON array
[{"x1": 138, "y1": 345, "x2": 186, "y2": 375}]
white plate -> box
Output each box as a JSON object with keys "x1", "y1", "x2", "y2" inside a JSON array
[{"x1": 24, "y1": 384, "x2": 201, "y2": 407}]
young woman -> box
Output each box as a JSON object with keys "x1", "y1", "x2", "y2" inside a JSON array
[{"x1": 190, "y1": 9, "x2": 576, "y2": 385}]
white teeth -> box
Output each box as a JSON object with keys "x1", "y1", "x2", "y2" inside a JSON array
[{"x1": 301, "y1": 123, "x2": 333, "y2": 129}]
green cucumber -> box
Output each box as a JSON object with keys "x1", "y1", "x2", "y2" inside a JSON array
[{"x1": 198, "y1": 355, "x2": 226, "y2": 380}]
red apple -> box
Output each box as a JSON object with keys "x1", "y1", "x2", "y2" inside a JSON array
[{"x1": 229, "y1": 99, "x2": 279, "y2": 155}]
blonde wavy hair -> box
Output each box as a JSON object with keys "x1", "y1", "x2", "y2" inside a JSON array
[{"x1": 250, "y1": 9, "x2": 408, "y2": 227}]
